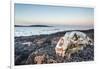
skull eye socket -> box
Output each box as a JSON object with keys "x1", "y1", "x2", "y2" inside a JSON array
[
  {"x1": 88, "y1": 40, "x2": 93, "y2": 45},
  {"x1": 59, "y1": 38, "x2": 64, "y2": 46},
  {"x1": 59, "y1": 42, "x2": 63, "y2": 46},
  {"x1": 88, "y1": 40, "x2": 92, "y2": 43}
]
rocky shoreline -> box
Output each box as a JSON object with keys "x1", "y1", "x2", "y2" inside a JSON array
[{"x1": 15, "y1": 29, "x2": 94, "y2": 65}]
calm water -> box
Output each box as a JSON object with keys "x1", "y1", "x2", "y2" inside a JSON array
[{"x1": 15, "y1": 25, "x2": 93, "y2": 37}]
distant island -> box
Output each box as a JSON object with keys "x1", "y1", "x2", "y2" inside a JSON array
[{"x1": 15, "y1": 25, "x2": 52, "y2": 27}]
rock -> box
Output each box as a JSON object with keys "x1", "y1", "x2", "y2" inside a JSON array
[
  {"x1": 15, "y1": 29, "x2": 94, "y2": 65},
  {"x1": 26, "y1": 50, "x2": 48, "y2": 64},
  {"x1": 34, "y1": 54, "x2": 46, "y2": 64}
]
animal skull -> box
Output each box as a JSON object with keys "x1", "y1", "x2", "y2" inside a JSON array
[{"x1": 55, "y1": 31, "x2": 93, "y2": 58}]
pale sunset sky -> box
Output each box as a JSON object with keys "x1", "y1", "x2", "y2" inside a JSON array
[{"x1": 15, "y1": 3, "x2": 94, "y2": 26}]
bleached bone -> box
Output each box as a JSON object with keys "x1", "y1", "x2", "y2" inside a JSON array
[{"x1": 55, "y1": 31, "x2": 93, "y2": 58}]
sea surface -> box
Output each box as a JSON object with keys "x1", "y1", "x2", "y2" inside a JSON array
[{"x1": 15, "y1": 25, "x2": 93, "y2": 37}]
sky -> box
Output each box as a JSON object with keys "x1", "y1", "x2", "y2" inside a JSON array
[{"x1": 15, "y1": 3, "x2": 94, "y2": 26}]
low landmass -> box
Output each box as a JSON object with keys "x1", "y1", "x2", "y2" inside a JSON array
[{"x1": 15, "y1": 25, "x2": 52, "y2": 27}]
